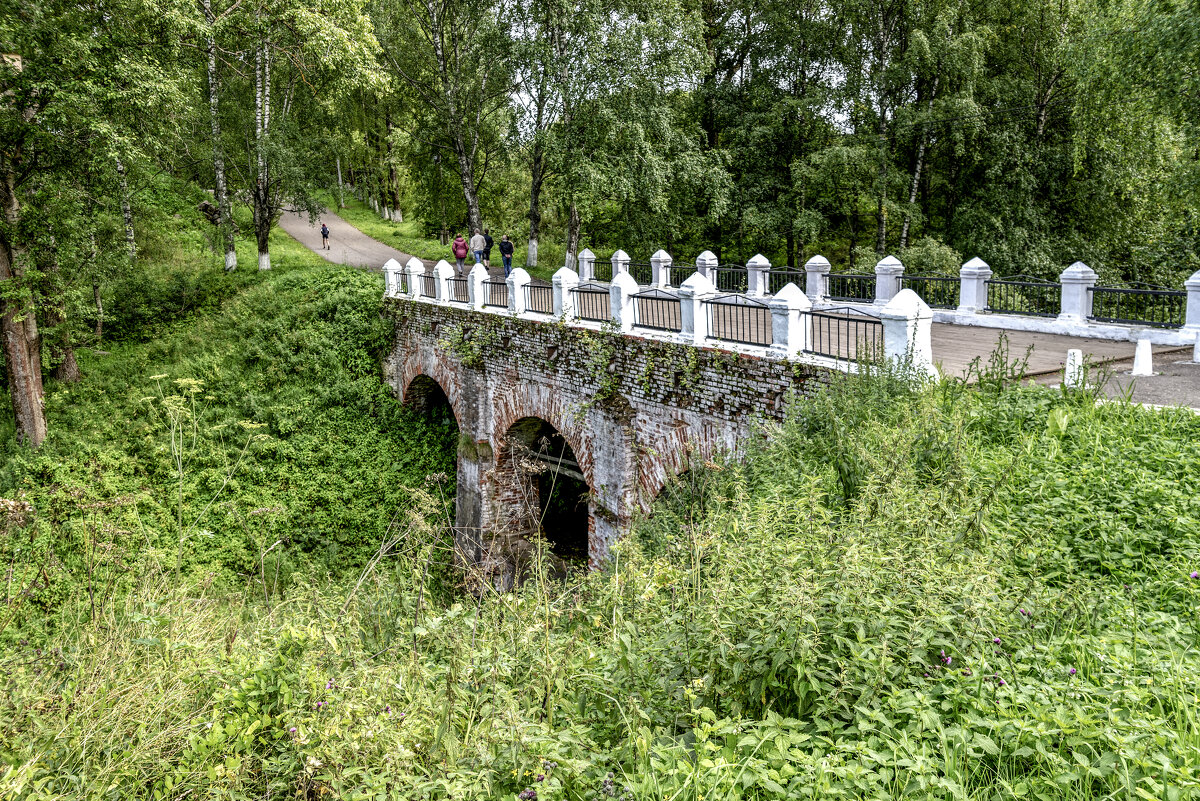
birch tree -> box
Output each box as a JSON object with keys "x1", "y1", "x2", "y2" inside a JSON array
[
  {"x1": 374, "y1": 0, "x2": 515, "y2": 236},
  {"x1": 215, "y1": 0, "x2": 378, "y2": 270},
  {"x1": 203, "y1": 0, "x2": 237, "y2": 270}
]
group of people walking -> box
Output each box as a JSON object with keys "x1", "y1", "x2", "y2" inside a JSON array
[{"x1": 452, "y1": 228, "x2": 515, "y2": 277}]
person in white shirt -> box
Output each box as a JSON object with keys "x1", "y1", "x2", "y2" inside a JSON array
[{"x1": 469, "y1": 230, "x2": 487, "y2": 265}]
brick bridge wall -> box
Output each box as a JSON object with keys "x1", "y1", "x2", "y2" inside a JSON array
[{"x1": 383, "y1": 297, "x2": 833, "y2": 569}]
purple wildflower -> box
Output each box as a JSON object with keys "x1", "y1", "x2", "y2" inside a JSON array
[
  {"x1": 536, "y1": 774, "x2": 545, "y2": 782},
  {"x1": 998, "y1": 678, "x2": 1006, "y2": 686},
  {"x1": 993, "y1": 637, "x2": 1001, "y2": 645},
  {"x1": 1191, "y1": 571, "x2": 1199, "y2": 580},
  {"x1": 518, "y1": 789, "x2": 538, "y2": 801},
  {"x1": 1069, "y1": 667, "x2": 1077, "y2": 675},
  {"x1": 289, "y1": 727, "x2": 297, "y2": 733}
]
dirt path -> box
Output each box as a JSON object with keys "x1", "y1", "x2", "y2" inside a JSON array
[{"x1": 278, "y1": 208, "x2": 432, "y2": 271}]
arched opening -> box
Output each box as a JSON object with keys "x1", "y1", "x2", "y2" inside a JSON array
[
  {"x1": 498, "y1": 417, "x2": 590, "y2": 567},
  {"x1": 403, "y1": 373, "x2": 460, "y2": 506},
  {"x1": 404, "y1": 374, "x2": 457, "y2": 426}
]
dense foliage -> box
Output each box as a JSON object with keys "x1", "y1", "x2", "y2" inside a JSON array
[{"x1": 3, "y1": 273, "x2": 1198, "y2": 797}]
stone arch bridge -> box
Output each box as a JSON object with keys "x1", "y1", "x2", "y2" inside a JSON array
[{"x1": 382, "y1": 256, "x2": 934, "y2": 573}]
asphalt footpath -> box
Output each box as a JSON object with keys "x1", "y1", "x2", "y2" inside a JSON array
[{"x1": 277, "y1": 208, "x2": 433, "y2": 271}]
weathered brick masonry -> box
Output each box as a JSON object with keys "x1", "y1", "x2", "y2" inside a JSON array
[{"x1": 383, "y1": 297, "x2": 833, "y2": 568}]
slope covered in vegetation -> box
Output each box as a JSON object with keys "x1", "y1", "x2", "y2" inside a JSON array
[
  {"x1": 0, "y1": 208, "x2": 458, "y2": 632},
  {"x1": 3, "y1": 273, "x2": 1199, "y2": 799}
]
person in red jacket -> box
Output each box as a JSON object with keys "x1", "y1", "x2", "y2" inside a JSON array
[{"x1": 451, "y1": 234, "x2": 469, "y2": 275}]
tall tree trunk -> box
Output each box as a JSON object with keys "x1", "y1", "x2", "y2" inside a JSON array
[
  {"x1": 0, "y1": 170, "x2": 47, "y2": 447},
  {"x1": 386, "y1": 113, "x2": 400, "y2": 222},
  {"x1": 564, "y1": 201, "x2": 581, "y2": 263},
  {"x1": 527, "y1": 139, "x2": 545, "y2": 268},
  {"x1": 93, "y1": 281, "x2": 103, "y2": 343},
  {"x1": 205, "y1": 0, "x2": 237, "y2": 271},
  {"x1": 899, "y1": 76, "x2": 938, "y2": 250},
  {"x1": 253, "y1": 38, "x2": 271, "y2": 270},
  {"x1": 451, "y1": 133, "x2": 482, "y2": 235},
  {"x1": 875, "y1": 118, "x2": 889, "y2": 257},
  {"x1": 114, "y1": 158, "x2": 136, "y2": 262},
  {"x1": 336, "y1": 155, "x2": 345, "y2": 209},
  {"x1": 848, "y1": 205, "x2": 858, "y2": 271}
]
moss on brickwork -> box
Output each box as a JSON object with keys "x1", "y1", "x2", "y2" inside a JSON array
[{"x1": 385, "y1": 298, "x2": 833, "y2": 423}]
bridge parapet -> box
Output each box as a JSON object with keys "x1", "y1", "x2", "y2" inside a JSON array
[{"x1": 384, "y1": 263, "x2": 936, "y2": 375}]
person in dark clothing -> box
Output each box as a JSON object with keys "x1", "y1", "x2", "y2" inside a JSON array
[
  {"x1": 483, "y1": 229, "x2": 494, "y2": 268},
  {"x1": 498, "y1": 234, "x2": 515, "y2": 276},
  {"x1": 320, "y1": 222, "x2": 330, "y2": 250}
]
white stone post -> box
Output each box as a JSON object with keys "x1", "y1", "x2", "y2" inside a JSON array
[
  {"x1": 1132, "y1": 337, "x2": 1153, "y2": 376},
  {"x1": 695, "y1": 250, "x2": 718, "y2": 280},
  {"x1": 747, "y1": 253, "x2": 771, "y2": 296},
  {"x1": 433, "y1": 259, "x2": 455, "y2": 302},
  {"x1": 404, "y1": 257, "x2": 425, "y2": 300},
  {"x1": 879, "y1": 288, "x2": 938, "y2": 380},
  {"x1": 467, "y1": 261, "x2": 488, "y2": 310},
  {"x1": 611, "y1": 249, "x2": 630, "y2": 278},
  {"x1": 507, "y1": 267, "x2": 531, "y2": 314},
  {"x1": 874, "y1": 255, "x2": 904, "y2": 305},
  {"x1": 805, "y1": 255, "x2": 831, "y2": 303},
  {"x1": 957, "y1": 257, "x2": 992, "y2": 314},
  {"x1": 1184, "y1": 270, "x2": 1200, "y2": 331},
  {"x1": 767, "y1": 283, "x2": 812, "y2": 359},
  {"x1": 679, "y1": 271, "x2": 716, "y2": 345},
  {"x1": 651, "y1": 249, "x2": 673, "y2": 288},
  {"x1": 1058, "y1": 261, "x2": 1098, "y2": 322},
  {"x1": 553, "y1": 266, "x2": 580, "y2": 318},
  {"x1": 577, "y1": 248, "x2": 596, "y2": 282},
  {"x1": 1064, "y1": 349, "x2": 1085, "y2": 389},
  {"x1": 383, "y1": 258, "x2": 402, "y2": 298},
  {"x1": 609, "y1": 271, "x2": 639, "y2": 332}
]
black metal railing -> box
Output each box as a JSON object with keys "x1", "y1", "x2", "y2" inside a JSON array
[
  {"x1": 900, "y1": 274, "x2": 958, "y2": 309},
  {"x1": 569, "y1": 283, "x2": 611, "y2": 322},
  {"x1": 703, "y1": 294, "x2": 772, "y2": 346},
  {"x1": 669, "y1": 264, "x2": 698, "y2": 287},
  {"x1": 395, "y1": 273, "x2": 408, "y2": 295},
  {"x1": 1089, "y1": 284, "x2": 1185, "y2": 328},
  {"x1": 524, "y1": 282, "x2": 554, "y2": 315},
  {"x1": 986, "y1": 276, "x2": 1060, "y2": 317},
  {"x1": 825, "y1": 273, "x2": 875, "y2": 302},
  {"x1": 632, "y1": 288, "x2": 682, "y2": 332},
  {"x1": 483, "y1": 279, "x2": 509, "y2": 308},
  {"x1": 448, "y1": 277, "x2": 469, "y2": 303},
  {"x1": 804, "y1": 308, "x2": 883, "y2": 361},
  {"x1": 712, "y1": 265, "x2": 749, "y2": 293},
  {"x1": 593, "y1": 258, "x2": 613, "y2": 282},
  {"x1": 421, "y1": 273, "x2": 436, "y2": 298},
  {"x1": 768, "y1": 270, "x2": 805, "y2": 294},
  {"x1": 626, "y1": 261, "x2": 652, "y2": 285}
]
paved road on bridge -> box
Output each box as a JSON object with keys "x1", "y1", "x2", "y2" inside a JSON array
[{"x1": 280, "y1": 212, "x2": 1197, "y2": 407}]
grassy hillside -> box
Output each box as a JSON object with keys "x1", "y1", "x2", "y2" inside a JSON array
[{"x1": 0, "y1": 201, "x2": 458, "y2": 638}]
